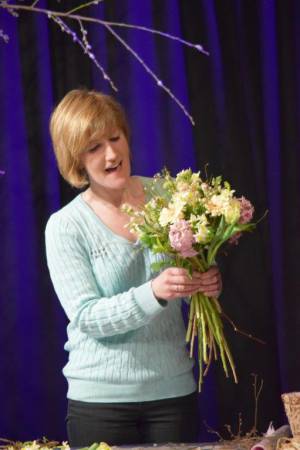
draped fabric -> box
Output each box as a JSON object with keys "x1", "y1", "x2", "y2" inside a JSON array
[{"x1": 0, "y1": 0, "x2": 299, "y2": 442}]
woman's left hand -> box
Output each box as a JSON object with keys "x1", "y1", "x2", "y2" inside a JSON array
[{"x1": 194, "y1": 266, "x2": 222, "y2": 298}]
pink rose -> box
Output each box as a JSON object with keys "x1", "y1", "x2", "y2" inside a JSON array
[{"x1": 169, "y1": 220, "x2": 198, "y2": 258}]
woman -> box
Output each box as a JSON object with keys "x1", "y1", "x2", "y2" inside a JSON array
[{"x1": 45, "y1": 89, "x2": 222, "y2": 446}]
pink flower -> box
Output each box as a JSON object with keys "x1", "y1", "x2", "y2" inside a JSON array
[
  {"x1": 238, "y1": 196, "x2": 254, "y2": 224},
  {"x1": 229, "y1": 197, "x2": 254, "y2": 246},
  {"x1": 169, "y1": 220, "x2": 198, "y2": 258}
]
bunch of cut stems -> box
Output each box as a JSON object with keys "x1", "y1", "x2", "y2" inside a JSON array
[{"x1": 186, "y1": 257, "x2": 238, "y2": 391}]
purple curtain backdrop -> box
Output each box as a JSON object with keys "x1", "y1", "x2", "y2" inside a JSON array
[{"x1": 0, "y1": 0, "x2": 299, "y2": 442}]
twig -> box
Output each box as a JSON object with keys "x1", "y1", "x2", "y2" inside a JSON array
[
  {"x1": 95, "y1": 20, "x2": 209, "y2": 56},
  {"x1": 252, "y1": 373, "x2": 264, "y2": 434},
  {"x1": 100, "y1": 22, "x2": 196, "y2": 125},
  {"x1": 222, "y1": 311, "x2": 266, "y2": 345},
  {"x1": 203, "y1": 420, "x2": 224, "y2": 441},
  {"x1": 48, "y1": 14, "x2": 117, "y2": 91},
  {"x1": 0, "y1": 2, "x2": 208, "y2": 124},
  {"x1": 66, "y1": 0, "x2": 104, "y2": 16}
]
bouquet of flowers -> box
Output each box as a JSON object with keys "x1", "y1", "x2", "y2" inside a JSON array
[
  {"x1": 124, "y1": 168, "x2": 257, "y2": 390},
  {"x1": 0, "y1": 438, "x2": 111, "y2": 450}
]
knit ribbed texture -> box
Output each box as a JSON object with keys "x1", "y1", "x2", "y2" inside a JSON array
[{"x1": 45, "y1": 176, "x2": 196, "y2": 402}]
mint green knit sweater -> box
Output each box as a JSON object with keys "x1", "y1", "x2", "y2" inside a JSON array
[{"x1": 45, "y1": 176, "x2": 196, "y2": 402}]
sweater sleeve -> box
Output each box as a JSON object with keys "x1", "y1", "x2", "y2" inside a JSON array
[{"x1": 45, "y1": 213, "x2": 167, "y2": 339}]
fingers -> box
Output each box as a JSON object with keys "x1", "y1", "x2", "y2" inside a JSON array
[
  {"x1": 199, "y1": 265, "x2": 220, "y2": 280},
  {"x1": 167, "y1": 267, "x2": 191, "y2": 277},
  {"x1": 151, "y1": 266, "x2": 222, "y2": 301},
  {"x1": 167, "y1": 267, "x2": 221, "y2": 291},
  {"x1": 193, "y1": 267, "x2": 222, "y2": 297}
]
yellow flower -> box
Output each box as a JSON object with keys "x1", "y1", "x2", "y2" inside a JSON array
[
  {"x1": 224, "y1": 198, "x2": 241, "y2": 224},
  {"x1": 21, "y1": 443, "x2": 40, "y2": 450},
  {"x1": 176, "y1": 169, "x2": 191, "y2": 180},
  {"x1": 189, "y1": 214, "x2": 210, "y2": 243},
  {"x1": 194, "y1": 223, "x2": 210, "y2": 243},
  {"x1": 100, "y1": 443, "x2": 112, "y2": 450}
]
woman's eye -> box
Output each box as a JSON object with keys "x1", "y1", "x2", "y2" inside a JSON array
[
  {"x1": 110, "y1": 135, "x2": 120, "y2": 142},
  {"x1": 87, "y1": 143, "x2": 102, "y2": 153}
]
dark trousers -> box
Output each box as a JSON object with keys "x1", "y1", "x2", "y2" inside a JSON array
[{"x1": 67, "y1": 392, "x2": 199, "y2": 447}]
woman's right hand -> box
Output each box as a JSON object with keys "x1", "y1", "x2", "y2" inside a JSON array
[{"x1": 151, "y1": 267, "x2": 213, "y2": 301}]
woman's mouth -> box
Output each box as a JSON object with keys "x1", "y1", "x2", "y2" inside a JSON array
[{"x1": 105, "y1": 161, "x2": 122, "y2": 173}]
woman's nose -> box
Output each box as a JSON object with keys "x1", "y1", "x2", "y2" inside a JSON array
[{"x1": 105, "y1": 142, "x2": 118, "y2": 160}]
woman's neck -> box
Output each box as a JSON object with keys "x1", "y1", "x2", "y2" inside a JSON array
[{"x1": 83, "y1": 177, "x2": 144, "y2": 210}]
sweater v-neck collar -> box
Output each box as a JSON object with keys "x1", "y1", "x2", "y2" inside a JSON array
[{"x1": 77, "y1": 176, "x2": 151, "y2": 245}]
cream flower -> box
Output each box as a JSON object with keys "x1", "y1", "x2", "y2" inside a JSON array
[
  {"x1": 191, "y1": 171, "x2": 201, "y2": 184},
  {"x1": 159, "y1": 200, "x2": 185, "y2": 226},
  {"x1": 205, "y1": 190, "x2": 241, "y2": 224},
  {"x1": 176, "y1": 181, "x2": 190, "y2": 192},
  {"x1": 159, "y1": 207, "x2": 172, "y2": 226},
  {"x1": 174, "y1": 186, "x2": 199, "y2": 207}
]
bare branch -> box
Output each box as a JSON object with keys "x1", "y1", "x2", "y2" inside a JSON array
[
  {"x1": 100, "y1": 20, "x2": 209, "y2": 56},
  {"x1": 66, "y1": 0, "x2": 104, "y2": 16},
  {"x1": 48, "y1": 14, "x2": 118, "y2": 91},
  {"x1": 0, "y1": 2, "x2": 209, "y2": 124},
  {"x1": 103, "y1": 22, "x2": 196, "y2": 124}
]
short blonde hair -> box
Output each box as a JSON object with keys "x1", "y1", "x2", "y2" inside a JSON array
[{"x1": 49, "y1": 89, "x2": 130, "y2": 188}]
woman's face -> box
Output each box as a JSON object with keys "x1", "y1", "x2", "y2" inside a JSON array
[{"x1": 80, "y1": 129, "x2": 131, "y2": 191}]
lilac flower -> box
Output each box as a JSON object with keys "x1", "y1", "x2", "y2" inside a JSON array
[
  {"x1": 229, "y1": 197, "x2": 254, "y2": 245},
  {"x1": 238, "y1": 196, "x2": 254, "y2": 224},
  {"x1": 169, "y1": 220, "x2": 198, "y2": 258}
]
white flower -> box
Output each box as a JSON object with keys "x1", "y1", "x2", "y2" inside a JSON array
[
  {"x1": 159, "y1": 207, "x2": 174, "y2": 226},
  {"x1": 159, "y1": 199, "x2": 185, "y2": 226}
]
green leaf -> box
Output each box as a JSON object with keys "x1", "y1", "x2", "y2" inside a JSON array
[{"x1": 151, "y1": 260, "x2": 170, "y2": 272}]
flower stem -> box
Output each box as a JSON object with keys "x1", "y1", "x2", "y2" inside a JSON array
[{"x1": 185, "y1": 296, "x2": 194, "y2": 342}]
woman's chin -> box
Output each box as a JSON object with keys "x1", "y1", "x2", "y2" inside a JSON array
[{"x1": 104, "y1": 173, "x2": 130, "y2": 190}]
